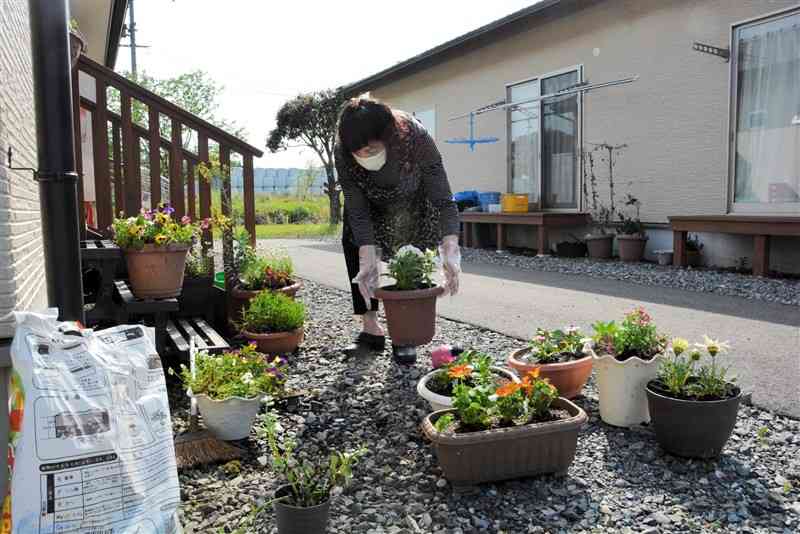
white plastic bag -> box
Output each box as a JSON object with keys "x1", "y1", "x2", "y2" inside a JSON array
[{"x1": 5, "y1": 310, "x2": 182, "y2": 534}]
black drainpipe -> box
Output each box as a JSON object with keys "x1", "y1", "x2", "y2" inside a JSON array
[{"x1": 28, "y1": 0, "x2": 84, "y2": 322}]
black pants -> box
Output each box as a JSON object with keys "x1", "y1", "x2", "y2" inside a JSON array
[{"x1": 343, "y1": 217, "x2": 379, "y2": 315}]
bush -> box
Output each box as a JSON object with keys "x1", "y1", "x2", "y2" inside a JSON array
[{"x1": 241, "y1": 290, "x2": 305, "y2": 333}]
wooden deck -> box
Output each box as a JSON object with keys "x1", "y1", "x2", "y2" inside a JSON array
[
  {"x1": 669, "y1": 215, "x2": 800, "y2": 276},
  {"x1": 460, "y1": 212, "x2": 589, "y2": 254}
]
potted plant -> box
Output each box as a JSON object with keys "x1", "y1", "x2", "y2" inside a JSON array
[
  {"x1": 374, "y1": 245, "x2": 444, "y2": 346},
  {"x1": 422, "y1": 368, "x2": 587, "y2": 485},
  {"x1": 417, "y1": 351, "x2": 519, "y2": 412},
  {"x1": 584, "y1": 205, "x2": 615, "y2": 259},
  {"x1": 68, "y1": 18, "x2": 86, "y2": 68},
  {"x1": 507, "y1": 327, "x2": 592, "y2": 399},
  {"x1": 583, "y1": 142, "x2": 626, "y2": 259},
  {"x1": 686, "y1": 234, "x2": 704, "y2": 267},
  {"x1": 555, "y1": 235, "x2": 588, "y2": 258},
  {"x1": 240, "y1": 290, "x2": 305, "y2": 354},
  {"x1": 258, "y1": 414, "x2": 366, "y2": 534},
  {"x1": 616, "y1": 194, "x2": 648, "y2": 262},
  {"x1": 586, "y1": 308, "x2": 668, "y2": 427},
  {"x1": 646, "y1": 336, "x2": 741, "y2": 458},
  {"x1": 180, "y1": 239, "x2": 215, "y2": 317},
  {"x1": 111, "y1": 204, "x2": 201, "y2": 299},
  {"x1": 176, "y1": 344, "x2": 287, "y2": 440},
  {"x1": 231, "y1": 248, "x2": 302, "y2": 320}
]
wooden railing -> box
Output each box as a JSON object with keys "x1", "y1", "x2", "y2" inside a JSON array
[{"x1": 72, "y1": 55, "x2": 262, "y2": 252}]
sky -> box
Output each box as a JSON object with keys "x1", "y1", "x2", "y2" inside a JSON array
[{"x1": 114, "y1": 0, "x2": 538, "y2": 168}]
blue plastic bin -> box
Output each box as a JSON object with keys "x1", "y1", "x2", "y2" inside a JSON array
[
  {"x1": 454, "y1": 190, "x2": 480, "y2": 204},
  {"x1": 478, "y1": 192, "x2": 501, "y2": 212}
]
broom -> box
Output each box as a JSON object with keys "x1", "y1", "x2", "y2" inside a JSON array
[{"x1": 174, "y1": 337, "x2": 245, "y2": 469}]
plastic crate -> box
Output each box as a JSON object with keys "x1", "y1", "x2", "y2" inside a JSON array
[
  {"x1": 501, "y1": 194, "x2": 529, "y2": 213},
  {"x1": 478, "y1": 192, "x2": 501, "y2": 212}
]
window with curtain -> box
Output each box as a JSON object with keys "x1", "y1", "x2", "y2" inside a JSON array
[
  {"x1": 733, "y1": 9, "x2": 800, "y2": 210},
  {"x1": 507, "y1": 67, "x2": 580, "y2": 209}
]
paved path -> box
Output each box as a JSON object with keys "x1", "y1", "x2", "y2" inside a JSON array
[{"x1": 265, "y1": 239, "x2": 800, "y2": 418}]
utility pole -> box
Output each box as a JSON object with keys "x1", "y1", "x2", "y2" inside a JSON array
[
  {"x1": 128, "y1": 0, "x2": 137, "y2": 76},
  {"x1": 120, "y1": 0, "x2": 149, "y2": 77}
]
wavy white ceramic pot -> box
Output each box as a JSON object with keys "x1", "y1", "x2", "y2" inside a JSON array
[
  {"x1": 194, "y1": 394, "x2": 262, "y2": 440},
  {"x1": 588, "y1": 348, "x2": 666, "y2": 427},
  {"x1": 417, "y1": 367, "x2": 519, "y2": 412}
]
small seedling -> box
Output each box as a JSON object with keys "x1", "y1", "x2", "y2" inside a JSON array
[{"x1": 756, "y1": 426, "x2": 770, "y2": 445}]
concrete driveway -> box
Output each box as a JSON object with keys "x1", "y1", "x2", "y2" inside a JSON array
[{"x1": 264, "y1": 239, "x2": 800, "y2": 418}]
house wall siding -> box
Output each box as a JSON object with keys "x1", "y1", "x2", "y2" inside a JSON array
[
  {"x1": 0, "y1": 0, "x2": 47, "y2": 339},
  {"x1": 371, "y1": 0, "x2": 800, "y2": 272}
]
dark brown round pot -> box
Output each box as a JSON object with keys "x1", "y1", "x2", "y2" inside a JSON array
[
  {"x1": 243, "y1": 327, "x2": 304, "y2": 354},
  {"x1": 374, "y1": 285, "x2": 445, "y2": 346},
  {"x1": 230, "y1": 280, "x2": 303, "y2": 323},
  {"x1": 507, "y1": 348, "x2": 592, "y2": 399},
  {"x1": 124, "y1": 244, "x2": 189, "y2": 299},
  {"x1": 585, "y1": 234, "x2": 613, "y2": 259},
  {"x1": 687, "y1": 250, "x2": 702, "y2": 267},
  {"x1": 646, "y1": 381, "x2": 741, "y2": 459},
  {"x1": 273, "y1": 485, "x2": 330, "y2": 534},
  {"x1": 617, "y1": 235, "x2": 648, "y2": 262}
]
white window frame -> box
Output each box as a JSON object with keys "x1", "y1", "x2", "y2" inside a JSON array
[
  {"x1": 727, "y1": 4, "x2": 800, "y2": 215},
  {"x1": 506, "y1": 64, "x2": 583, "y2": 212}
]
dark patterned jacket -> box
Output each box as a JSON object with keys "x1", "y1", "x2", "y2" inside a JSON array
[{"x1": 335, "y1": 111, "x2": 460, "y2": 259}]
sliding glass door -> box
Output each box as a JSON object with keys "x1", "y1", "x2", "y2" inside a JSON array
[{"x1": 508, "y1": 67, "x2": 581, "y2": 210}]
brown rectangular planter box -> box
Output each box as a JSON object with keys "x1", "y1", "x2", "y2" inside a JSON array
[{"x1": 422, "y1": 398, "x2": 586, "y2": 486}]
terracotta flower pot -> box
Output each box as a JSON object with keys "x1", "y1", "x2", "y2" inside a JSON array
[
  {"x1": 417, "y1": 367, "x2": 520, "y2": 412},
  {"x1": 374, "y1": 285, "x2": 445, "y2": 346},
  {"x1": 194, "y1": 393, "x2": 262, "y2": 441},
  {"x1": 422, "y1": 398, "x2": 587, "y2": 486},
  {"x1": 588, "y1": 347, "x2": 666, "y2": 427},
  {"x1": 646, "y1": 381, "x2": 741, "y2": 458},
  {"x1": 617, "y1": 234, "x2": 648, "y2": 262},
  {"x1": 230, "y1": 280, "x2": 302, "y2": 323},
  {"x1": 273, "y1": 485, "x2": 330, "y2": 534},
  {"x1": 507, "y1": 348, "x2": 592, "y2": 399},
  {"x1": 585, "y1": 234, "x2": 614, "y2": 259},
  {"x1": 243, "y1": 327, "x2": 303, "y2": 354},
  {"x1": 69, "y1": 30, "x2": 86, "y2": 68},
  {"x1": 124, "y1": 244, "x2": 189, "y2": 299}
]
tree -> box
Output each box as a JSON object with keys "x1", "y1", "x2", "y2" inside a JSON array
[{"x1": 267, "y1": 89, "x2": 344, "y2": 224}]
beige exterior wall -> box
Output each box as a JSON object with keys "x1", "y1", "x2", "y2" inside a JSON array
[
  {"x1": 0, "y1": 0, "x2": 48, "y2": 339},
  {"x1": 370, "y1": 0, "x2": 800, "y2": 271}
]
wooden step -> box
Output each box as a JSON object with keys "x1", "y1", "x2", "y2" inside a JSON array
[
  {"x1": 114, "y1": 280, "x2": 179, "y2": 314},
  {"x1": 166, "y1": 317, "x2": 230, "y2": 355}
]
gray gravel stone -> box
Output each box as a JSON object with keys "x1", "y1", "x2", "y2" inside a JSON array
[{"x1": 171, "y1": 280, "x2": 800, "y2": 533}]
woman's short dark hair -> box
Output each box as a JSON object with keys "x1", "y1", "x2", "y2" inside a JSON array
[{"x1": 338, "y1": 96, "x2": 394, "y2": 154}]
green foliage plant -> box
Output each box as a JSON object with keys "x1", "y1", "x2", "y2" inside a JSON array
[
  {"x1": 591, "y1": 308, "x2": 667, "y2": 361},
  {"x1": 386, "y1": 245, "x2": 437, "y2": 290},
  {"x1": 656, "y1": 335, "x2": 735, "y2": 400},
  {"x1": 240, "y1": 249, "x2": 295, "y2": 290},
  {"x1": 258, "y1": 413, "x2": 365, "y2": 507},
  {"x1": 527, "y1": 327, "x2": 587, "y2": 364},
  {"x1": 111, "y1": 203, "x2": 202, "y2": 250},
  {"x1": 175, "y1": 344, "x2": 287, "y2": 401},
  {"x1": 240, "y1": 291, "x2": 305, "y2": 334}
]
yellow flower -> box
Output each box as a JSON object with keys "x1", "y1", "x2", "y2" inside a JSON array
[
  {"x1": 154, "y1": 234, "x2": 168, "y2": 245},
  {"x1": 155, "y1": 212, "x2": 169, "y2": 225},
  {"x1": 128, "y1": 225, "x2": 142, "y2": 236},
  {"x1": 671, "y1": 337, "x2": 689, "y2": 356}
]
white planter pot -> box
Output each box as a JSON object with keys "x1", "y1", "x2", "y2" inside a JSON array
[
  {"x1": 589, "y1": 348, "x2": 666, "y2": 427},
  {"x1": 194, "y1": 393, "x2": 262, "y2": 440},
  {"x1": 417, "y1": 366, "x2": 519, "y2": 412}
]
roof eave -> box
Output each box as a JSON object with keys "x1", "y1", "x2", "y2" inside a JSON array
[
  {"x1": 105, "y1": 0, "x2": 129, "y2": 68},
  {"x1": 341, "y1": 0, "x2": 565, "y2": 96}
]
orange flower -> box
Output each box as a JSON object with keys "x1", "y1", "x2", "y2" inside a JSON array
[
  {"x1": 495, "y1": 382, "x2": 520, "y2": 397},
  {"x1": 526, "y1": 368, "x2": 541, "y2": 379},
  {"x1": 447, "y1": 364, "x2": 472, "y2": 379}
]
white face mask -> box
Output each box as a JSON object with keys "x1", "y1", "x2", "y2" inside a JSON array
[{"x1": 353, "y1": 149, "x2": 387, "y2": 171}]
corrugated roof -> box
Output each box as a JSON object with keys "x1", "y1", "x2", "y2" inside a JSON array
[{"x1": 341, "y1": 0, "x2": 567, "y2": 95}]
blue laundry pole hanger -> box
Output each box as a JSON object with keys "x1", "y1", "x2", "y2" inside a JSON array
[{"x1": 444, "y1": 112, "x2": 499, "y2": 152}]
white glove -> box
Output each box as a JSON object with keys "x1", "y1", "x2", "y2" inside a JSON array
[
  {"x1": 352, "y1": 245, "x2": 380, "y2": 303},
  {"x1": 439, "y1": 235, "x2": 461, "y2": 296}
]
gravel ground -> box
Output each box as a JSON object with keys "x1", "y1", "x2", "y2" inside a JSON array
[
  {"x1": 172, "y1": 281, "x2": 800, "y2": 534},
  {"x1": 461, "y1": 248, "x2": 800, "y2": 307}
]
